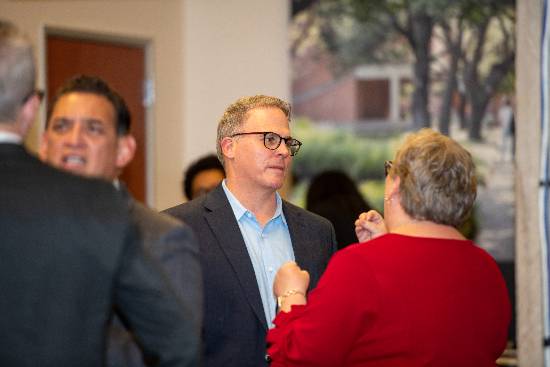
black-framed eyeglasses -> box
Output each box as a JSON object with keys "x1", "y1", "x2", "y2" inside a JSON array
[
  {"x1": 230, "y1": 131, "x2": 302, "y2": 156},
  {"x1": 22, "y1": 89, "x2": 44, "y2": 104},
  {"x1": 384, "y1": 160, "x2": 393, "y2": 177}
]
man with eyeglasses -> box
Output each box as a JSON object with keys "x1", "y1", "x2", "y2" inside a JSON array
[
  {"x1": 164, "y1": 95, "x2": 337, "y2": 367},
  {"x1": 0, "y1": 20, "x2": 196, "y2": 367}
]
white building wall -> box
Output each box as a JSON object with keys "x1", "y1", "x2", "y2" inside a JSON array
[{"x1": 517, "y1": 0, "x2": 544, "y2": 365}]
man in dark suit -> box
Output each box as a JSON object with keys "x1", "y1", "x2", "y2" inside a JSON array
[
  {"x1": 164, "y1": 95, "x2": 337, "y2": 366},
  {"x1": 40, "y1": 75, "x2": 202, "y2": 367},
  {"x1": 0, "y1": 20, "x2": 198, "y2": 367}
]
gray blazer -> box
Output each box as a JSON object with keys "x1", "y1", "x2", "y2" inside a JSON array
[
  {"x1": 163, "y1": 184, "x2": 337, "y2": 367},
  {"x1": 0, "y1": 144, "x2": 196, "y2": 367},
  {"x1": 107, "y1": 195, "x2": 203, "y2": 367}
]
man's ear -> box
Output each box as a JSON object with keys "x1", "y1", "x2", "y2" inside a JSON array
[
  {"x1": 39, "y1": 132, "x2": 49, "y2": 160},
  {"x1": 17, "y1": 94, "x2": 41, "y2": 136},
  {"x1": 116, "y1": 135, "x2": 136, "y2": 170},
  {"x1": 220, "y1": 136, "x2": 235, "y2": 162}
]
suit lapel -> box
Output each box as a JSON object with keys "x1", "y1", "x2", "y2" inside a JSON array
[
  {"x1": 283, "y1": 201, "x2": 319, "y2": 288},
  {"x1": 284, "y1": 202, "x2": 309, "y2": 267},
  {"x1": 203, "y1": 186, "x2": 268, "y2": 329}
]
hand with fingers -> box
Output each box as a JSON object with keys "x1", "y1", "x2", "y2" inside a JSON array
[
  {"x1": 355, "y1": 210, "x2": 388, "y2": 242},
  {"x1": 273, "y1": 262, "x2": 310, "y2": 312}
]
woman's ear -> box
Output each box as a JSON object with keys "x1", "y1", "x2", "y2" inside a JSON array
[{"x1": 388, "y1": 175, "x2": 401, "y2": 199}]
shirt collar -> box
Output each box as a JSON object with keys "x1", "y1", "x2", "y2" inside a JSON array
[
  {"x1": 222, "y1": 179, "x2": 286, "y2": 225},
  {"x1": 274, "y1": 191, "x2": 287, "y2": 225},
  {"x1": 0, "y1": 131, "x2": 22, "y2": 144},
  {"x1": 112, "y1": 178, "x2": 121, "y2": 190}
]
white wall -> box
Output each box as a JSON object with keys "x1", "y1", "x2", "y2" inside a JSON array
[
  {"x1": 182, "y1": 0, "x2": 290, "y2": 197},
  {"x1": 0, "y1": 0, "x2": 290, "y2": 210},
  {"x1": 517, "y1": 0, "x2": 544, "y2": 365}
]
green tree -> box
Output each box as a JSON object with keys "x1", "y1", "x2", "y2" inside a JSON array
[
  {"x1": 437, "y1": 11, "x2": 465, "y2": 135},
  {"x1": 351, "y1": 0, "x2": 445, "y2": 129},
  {"x1": 461, "y1": 0, "x2": 515, "y2": 140},
  {"x1": 292, "y1": 0, "x2": 515, "y2": 140}
]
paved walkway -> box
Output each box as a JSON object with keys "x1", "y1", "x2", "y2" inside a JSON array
[
  {"x1": 455, "y1": 124, "x2": 517, "y2": 349},
  {"x1": 456, "y1": 125, "x2": 516, "y2": 262}
]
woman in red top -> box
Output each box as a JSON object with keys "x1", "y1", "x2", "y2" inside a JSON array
[{"x1": 267, "y1": 128, "x2": 511, "y2": 366}]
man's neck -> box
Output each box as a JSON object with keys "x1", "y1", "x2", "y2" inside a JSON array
[
  {"x1": 0, "y1": 120, "x2": 26, "y2": 139},
  {"x1": 225, "y1": 178, "x2": 278, "y2": 226}
]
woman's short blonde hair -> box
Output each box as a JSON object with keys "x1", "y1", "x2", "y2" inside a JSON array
[{"x1": 389, "y1": 128, "x2": 477, "y2": 227}]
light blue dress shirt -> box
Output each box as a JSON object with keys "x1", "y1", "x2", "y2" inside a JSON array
[{"x1": 222, "y1": 180, "x2": 295, "y2": 327}]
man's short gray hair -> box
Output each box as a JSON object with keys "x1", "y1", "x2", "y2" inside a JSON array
[
  {"x1": 0, "y1": 20, "x2": 35, "y2": 123},
  {"x1": 216, "y1": 95, "x2": 291, "y2": 166}
]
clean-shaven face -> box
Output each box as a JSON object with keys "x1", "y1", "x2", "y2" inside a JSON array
[
  {"x1": 231, "y1": 107, "x2": 292, "y2": 191},
  {"x1": 41, "y1": 92, "x2": 121, "y2": 180}
]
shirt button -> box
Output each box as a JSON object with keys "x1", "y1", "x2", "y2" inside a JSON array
[
  {"x1": 268, "y1": 267, "x2": 274, "y2": 272},
  {"x1": 265, "y1": 354, "x2": 272, "y2": 363}
]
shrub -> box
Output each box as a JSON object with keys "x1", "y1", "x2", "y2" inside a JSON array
[{"x1": 292, "y1": 118, "x2": 397, "y2": 181}]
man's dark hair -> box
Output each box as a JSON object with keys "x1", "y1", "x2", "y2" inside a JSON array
[
  {"x1": 183, "y1": 154, "x2": 225, "y2": 200},
  {"x1": 46, "y1": 75, "x2": 131, "y2": 135}
]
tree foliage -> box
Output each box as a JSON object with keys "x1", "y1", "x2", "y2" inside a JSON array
[
  {"x1": 291, "y1": 0, "x2": 516, "y2": 139},
  {"x1": 460, "y1": 0, "x2": 515, "y2": 140}
]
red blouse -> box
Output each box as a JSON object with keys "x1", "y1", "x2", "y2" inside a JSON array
[{"x1": 267, "y1": 234, "x2": 511, "y2": 367}]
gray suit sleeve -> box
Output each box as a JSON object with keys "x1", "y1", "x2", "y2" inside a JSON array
[
  {"x1": 150, "y1": 223, "x2": 203, "y2": 334},
  {"x1": 113, "y1": 223, "x2": 200, "y2": 367}
]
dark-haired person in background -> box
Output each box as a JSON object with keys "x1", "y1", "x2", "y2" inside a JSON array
[
  {"x1": 306, "y1": 169, "x2": 372, "y2": 249},
  {"x1": 182, "y1": 153, "x2": 225, "y2": 200},
  {"x1": 0, "y1": 20, "x2": 196, "y2": 367},
  {"x1": 40, "y1": 74, "x2": 202, "y2": 367}
]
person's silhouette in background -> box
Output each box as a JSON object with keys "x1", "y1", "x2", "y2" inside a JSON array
[
  {"x1": 499, "y1": 97, "x2": 515, "y2": 162},
  {"x1": 306, "y1": 170, "x2": 372, "y2": 249}
]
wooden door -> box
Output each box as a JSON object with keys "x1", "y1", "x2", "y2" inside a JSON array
[{"x1": 46, "y1": 34, "x2": 146, "y2": 202}]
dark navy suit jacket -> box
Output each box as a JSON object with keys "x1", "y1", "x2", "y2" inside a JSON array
[{"x1": 163, "y1": 184, "x2": 337, "y2": 367}]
